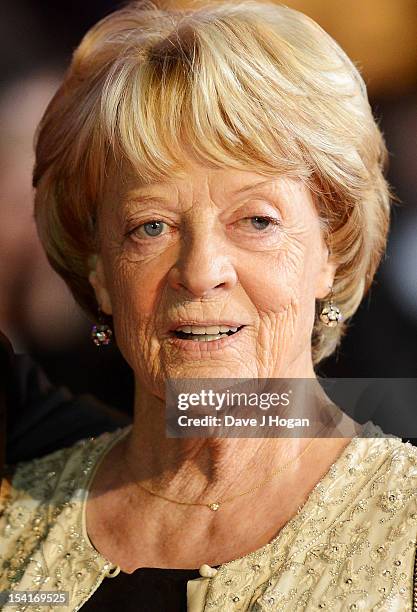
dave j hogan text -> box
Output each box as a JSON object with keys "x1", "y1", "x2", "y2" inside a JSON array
[{"x1": 177, "y1": 415, "x2": 310, "y2": 428}]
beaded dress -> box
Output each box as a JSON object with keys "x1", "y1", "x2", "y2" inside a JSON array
[{"x1": 1, "y1": 423, "x2": 416, "y2": 611}]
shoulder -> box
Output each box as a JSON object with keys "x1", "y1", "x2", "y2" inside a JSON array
[
  {"x1": 356, "y1": 428, "x2": 417, "y2": 466},
  {"x1": 351, "y1": 420, "x2": 417, "y2": 469},
  {"x1": 304, "y1": 433, "x2": 417, "y2": 555},
  {"x1": 0, "y1": 427, "x2": 129, "y2": 590},
  {"x1": 3, "y1": 427, "x2": 128, "y2": 506},
  {"x1": 325, "y1": 434, "x2": 417, "y2": 557},
  {"x1": 345, "y1": 431, "x2": 417, "y2": 491}
]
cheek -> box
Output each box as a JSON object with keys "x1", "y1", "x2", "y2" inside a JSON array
[
  {"x1": 111, "y1": 267, "x2": 155, "y2": 323},
  {"x1": 237, "y1": 238, "x2": 310, "y2": 313},
  {"x1": 107, "y1": 247, "x2": 173, "y2": 317},
  {"x1": 237, "y1": 233, "x2": 322, "y2": 352},
  {"x1": 104, "y1": 255, "x2": 170, "y2": 363}
]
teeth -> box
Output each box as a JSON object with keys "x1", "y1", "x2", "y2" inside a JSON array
[
  {"x1": 203, "y1": 325, "x2": 223, "y2": 334},
  {"x1": 192, "y1": 334, "x2": 223, "y2": 342},
  {"x1": 176, "y1": 325, "x2": 240, "y2": 334},
  {"x1": 191, "y1": 326, "x2": 208, "y2": 335}
]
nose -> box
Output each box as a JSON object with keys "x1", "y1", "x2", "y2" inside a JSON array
[{"x1": 167, "y1": 230, "x2": 238, "y2": 299}]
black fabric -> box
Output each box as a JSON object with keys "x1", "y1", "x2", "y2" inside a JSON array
[
  {"x1": 81, "y1": 566, "x2": 220, "y2": 612},
  {"x1": 6, "y1": 353, "x2": 131, "y2": 463},
  {"x1": 0, "y1": 331, "x2": 131, "y2": 465},
  {"x1": 0, "y1": 331, "x2": 14, "y2": 477}
]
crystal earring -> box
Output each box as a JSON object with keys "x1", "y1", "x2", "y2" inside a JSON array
[
  {"x1": 319, "y1": 287, "x2": 343, "y2": 328},
  {"x1": 91, "y1": 310, "x2": 113, "y2": 346}
]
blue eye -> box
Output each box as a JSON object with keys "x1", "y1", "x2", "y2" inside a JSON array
[
  {"x1": 233, "y1": 215, "x2": 281, "y2": 236},
  {"x1": 142, "y1": 221, "x2": 165, "y2": 237},
  {"x1": 125, "y1": 219, "x2": 173, "y2": 242},
  {"x1": 250, "y1": 216, "x2": 273, "y2": 230}
]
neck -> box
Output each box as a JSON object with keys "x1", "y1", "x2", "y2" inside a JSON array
[{"x1": 122, "y1": 361, "x2": 334, "y2": 507}]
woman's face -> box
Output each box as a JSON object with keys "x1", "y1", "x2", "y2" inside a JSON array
[{"x1": 90, "y1": 160, "x2": 335, "y2": 394}]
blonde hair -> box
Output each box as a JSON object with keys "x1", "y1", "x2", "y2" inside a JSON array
[{"x1": 33, "y1": 0, "x2": 391, "y2": 364}]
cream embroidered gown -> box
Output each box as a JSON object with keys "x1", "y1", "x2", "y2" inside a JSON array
[{"x1": 1, "y1": 424, "x2": 416, "y2": 611}]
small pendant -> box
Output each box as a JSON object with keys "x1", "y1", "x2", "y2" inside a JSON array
[{"x1": 208, "y1": 502, "x2": 220, "y2": 511}]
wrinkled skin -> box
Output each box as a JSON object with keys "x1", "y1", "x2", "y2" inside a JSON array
[
  {"x1": 85, "y1": 161, "x2": 357, "y2": 572},
  {"x1": 90, "y1": 160, "x2": 336, "y2": 394}
]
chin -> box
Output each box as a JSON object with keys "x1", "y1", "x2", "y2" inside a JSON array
[{"x1": 162, "y1": 362, "x2": 256, "y2": 380}]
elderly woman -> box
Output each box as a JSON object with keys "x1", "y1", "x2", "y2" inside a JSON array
[{"x1": 1, "y1": 1, "x2": 416, "y2": 610}]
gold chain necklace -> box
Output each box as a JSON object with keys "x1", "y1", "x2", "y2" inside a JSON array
[{"x1": 130, "y1": 430, "x2": 326, "y2": 512}]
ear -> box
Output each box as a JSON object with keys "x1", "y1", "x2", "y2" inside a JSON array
[
  {"x1": 315, "y1": 244, "x2": 338, "y2": 300},
  {"x1": 88, "y1": 255, "x2": 113, "y2": 315}
]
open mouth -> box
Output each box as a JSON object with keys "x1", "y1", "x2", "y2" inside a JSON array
[{"x1": 173, "y1": 325, "x2": 245, "y2": 342}]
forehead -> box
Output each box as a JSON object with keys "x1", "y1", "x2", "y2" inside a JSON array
[{"x1": 110, "y1": 160, "x2": 309, "y2": 205}]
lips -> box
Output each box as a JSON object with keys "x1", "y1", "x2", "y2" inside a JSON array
[
  {"x1": 166, "y1": 321, "x2": 246, "y2": 343},
  {"x1": 173, "y1": 324, "x2": 245, "y2": 342},
  {"x1": 167, "y1": 323, "x2": 246, "y2": 351},
  {"x1": 169, "y1": 319, "x2": 245, "y2": 332}
]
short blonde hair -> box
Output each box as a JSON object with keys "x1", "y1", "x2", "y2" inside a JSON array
[{"x1": 33, "y1": 0, "x2": 391, "y2": 365}]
